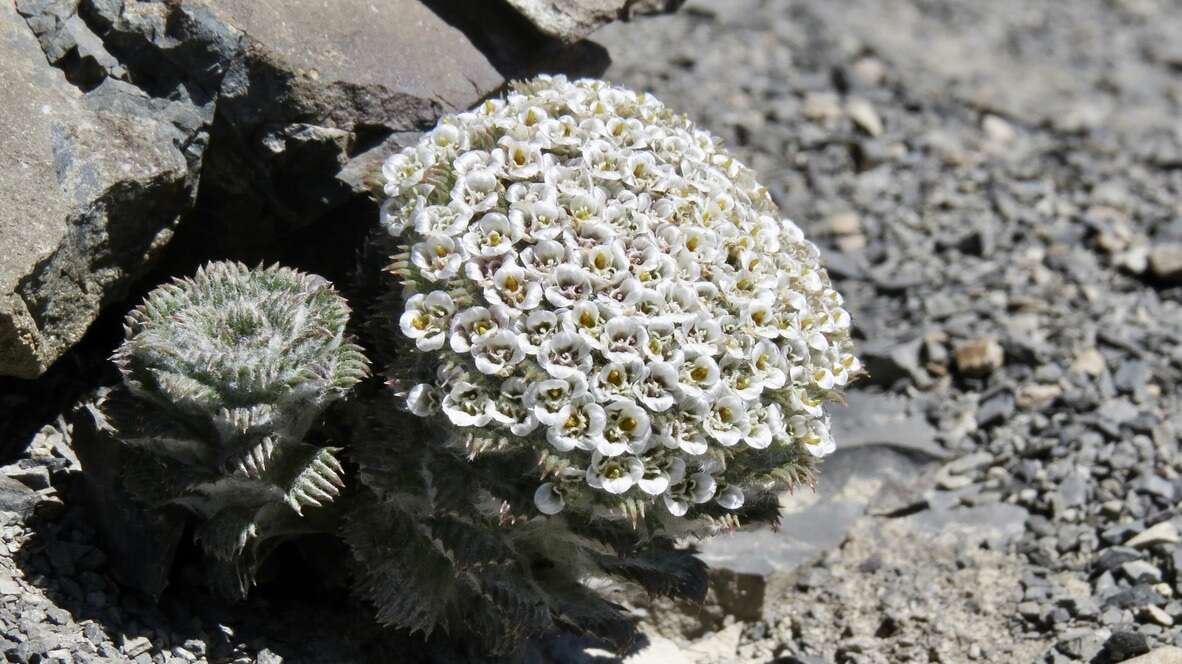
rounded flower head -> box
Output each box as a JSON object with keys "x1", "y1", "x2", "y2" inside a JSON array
[{"x1": 381, "y1": 76, "x2": 858, "y2": 523}]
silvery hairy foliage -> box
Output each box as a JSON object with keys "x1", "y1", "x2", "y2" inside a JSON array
[
  {"x1": 101, "y1": 261, "x2": 369, "y2": 598},
  {"x1": 346, "y1": 76, "x2": 861, "y2": 654}
]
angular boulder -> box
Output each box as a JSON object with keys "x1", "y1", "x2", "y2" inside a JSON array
[
  {"x1": 2, "y1": 1, "x2": 197, "y2": 379},
  {"x1": 3, "y1": 0, "x2": 659, "y2": 380},
  {"x1": 506, "y1": 0, "x2": 685, "y2": 43}
]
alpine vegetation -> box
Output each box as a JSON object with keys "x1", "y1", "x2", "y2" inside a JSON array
[
  {"x1": 351, "y1": 76, "x2": 860, "y2": 651},
  {"x1": 104, "y1": 261, "x2": 369, "y2": 598}
]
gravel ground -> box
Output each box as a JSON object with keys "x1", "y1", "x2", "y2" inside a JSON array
[
  {"x1": 4, "y1": 1, "x2": 1182, "y2": 662},
  {"x1": 598, "y1": 0, "x2": 1182, "y2": 662}
]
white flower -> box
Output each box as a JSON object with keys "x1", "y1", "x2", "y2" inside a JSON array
[
  {"x1": 519, "y1": 309, "x2": 559, "y2": 354},
  {"x1": 528, "y1": 377, "x2": 583, "y2": 426},
  {"x1": 750, "y1": 339, "x2": 787, "y2": 389},
  {"x1": 715, "y1": 484, "x2": 745, "y2": 510},
  {"x1": 451, "y1": 150, "x2": 502, "y2": 211},
  {"x1": 399, "y1": 291, "x2": 455, "y2": 351},
  {"x1": 652, "y1": 395, "x2": 710, "y2": 455},
  {"x1": 585, "y1": 452, "x2": 643, "y2": 494},
  {"x1": 790, "y1": 414, "x2": 836, "y2": 457},
  {"x1": 545, "y1": 264, "x2": 594, "y2": 308},
  {"x1": 745, "y1": 402, "x2": 782, "y2": 449},
  {"x1": 635, "y1": 362, "x2": 678, "y2": 412},
  {"x1": 663, "y1": 471, "x2": 717, "y2": 516},
  {"x1": 441, "y1": 380, "x2": 493, "y2": 427},
  {"x1": 534, "y1": 482, "x2": 566, "y2": 515},
  {"x1": 638, "y1": 455, "x2": 685, "y2": 496},
  {"x1": 410, "y1": 234, "x2": 464, "y2": 282},
  {"x1": 411, "y1": 201, "x2": 472, "y2": 237},
  {"x1": 719, "y1": 354, "x2": 763, "y2": 401},
  {"x1": 810, "y1": 366, "x2": 836, "y2": 391},
  {"x1": 599, "y1": 398, "x2": 651, "y2": 456},
  {"x1": 677, "y1": 352, "x2": 720, "y2": 397},
  {"x1": 601, "y1": 317, "x2": 649, "y2": 364},
  {"x1": 471, "y1": 330, "x2": 525, "y2": 375},
  {"x1": 787, "y1": 386, "x2": 825, "y2": 418},
  {"x1": 380, "y1": 195, "x2": 418, "y2": 236},
  {"x1": 546, "y1": 399, "x2": 606, "y2": 452},
  {"x1": 499, "y1": 136, "x2": 545, "y2": 180},
  {"x1": 538, "y1": 332, "x2": 593, "y2": 379},
  {"x1": 462, "y1": 212, "x2": 522, "y2": 257},
  {"x1": 382, "y1": 145, "x2": 436, "y2": 197},
  {"x1": 520, "y1": 239, "x2": 569, "y2": 277},
  {"x1": 704, "y1": 392, "x2": 750, "y2": 447},
  {"x1": 741, "y1": 291, "x2": 779, "y2": 338},
  {"x1": 583, "y1": 139, "x2": 624, "y2": 180},
  {"x1": 583, "y1": 242, "x2": 628, "y2": 285},
  {"x1": 449, "y1": 306, "x2": 510, "y2": 353},
  {"x1": 561, "y1": 301, "x2": 606, "y2": 347},
  {"x1": 642, "y1": 319, "x2": 684, "y2": 364},
  {"x1": 486, "y1": 263, "x2": 542, "y2": 311},
  {"x1": 492, "y1": 377, "x2": 538, "y2": 435},
  {"x1": 657, "y1": 282, "x2": 700, "y2": 322},
  {"x1": 683, "y1": 316, "x2": 723, "y2": 357},
  {"x1": 591, "y1": 360, "x2": 645, "y2": 402},
  {"x1": 406, "y1": 383, "x2": 440, "y2": 417}
]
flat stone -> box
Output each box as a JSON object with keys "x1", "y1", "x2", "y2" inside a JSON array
[
  {"x1": 1122, "y1": 560, "x2": 1163, "y2": 584},
  {"x1": 1121, "y1": 647, "x2": 1182, "y2": 664},
  {"x1": 0, "y1": 461, "x2": 52, "y2": 491},
  {"x1": 0, "y1": 475, "x2": 41, "y2": 518},
  {"x1": 1126, "y1": 522, "x2": 1181, "y2": 548},
  {"x1": 904, "y1": 503, "x2": 1029, "y2": 547},
  {"x1": 1141, "y1": 606, "x2": 1175, "y2": 627},
  {"x1": 201, "y1": 0, "x2": 502, "y2": 121},
  {"x1": 859, "y1": 337, "x2": 929, "y2": 388},
  {"x1": 506, "y1": 0, "x2": 681, "y2": 43},
  {"x1": 954, "y1": 337, "x2": 1004, "y2": 377},
  {"x1": 976, "y1": 391, "x2": 1015, "y2": 428},
  {"x1": 1148, "y1": 243, "x2": 1182, "y2": 283},
  {"x1": 699, "y1": 445, "x2": 933, "y2": 576},
  {"x1": 507, "y1": 0, "x2": 630, "y2": 43},
  {"x1": 827, "y1": 391, "x2": 948, "y2": 460},
  {"x1": 1099, "y1": 631, "x2": 1152, "y2": 662}
]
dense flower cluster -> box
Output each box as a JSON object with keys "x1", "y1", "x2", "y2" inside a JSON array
[{"x1": 381, "y1": 76, "x2": 858, "y2": 519}]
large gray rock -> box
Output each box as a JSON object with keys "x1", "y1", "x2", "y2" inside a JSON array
[
  {"x1": 507, "y1": 0, "x2": 685, "y2": 43},
  {"x1": 2, "y1": 1, "x2": 197, "y2": 379},
  {"x1": 2, "y1": 0, "x2": 639, "y2": 380}
]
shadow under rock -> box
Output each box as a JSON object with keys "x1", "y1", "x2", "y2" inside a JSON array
[
  {"x1": 12, "y1": 480, "x2": 428, "y2": 663},
  {"x1": 13, "y1": 469, "x2": 648, "y2": 663},
  {"x1": 0, "y1": 309, "x2": 125, "y2": 464}
]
